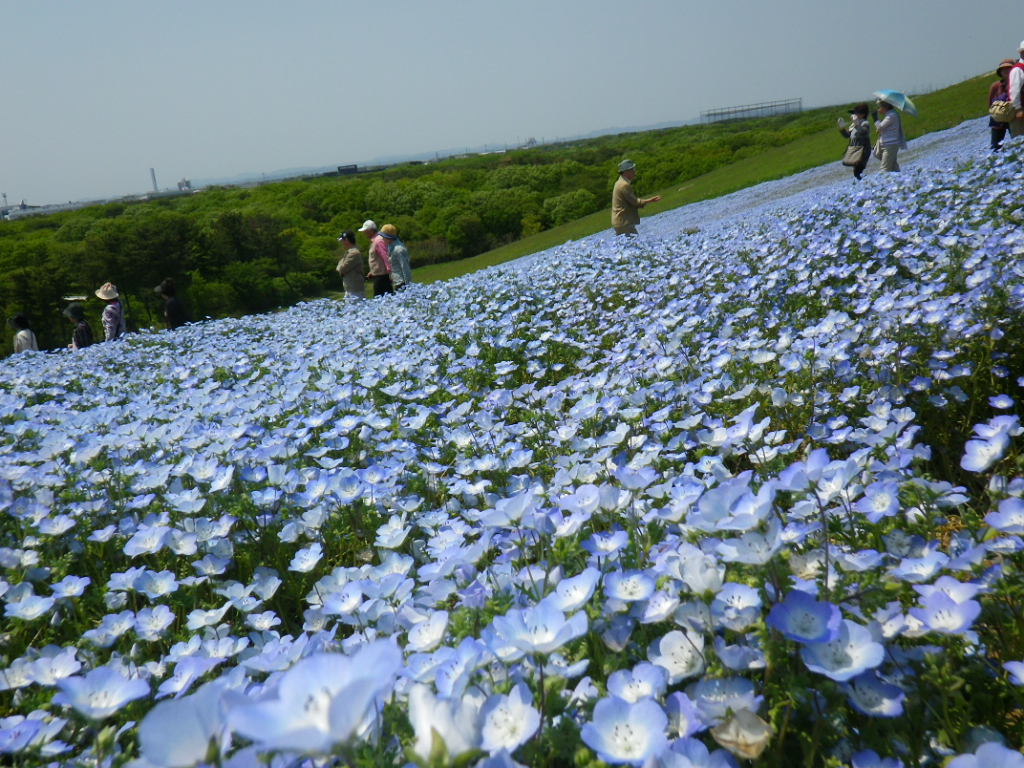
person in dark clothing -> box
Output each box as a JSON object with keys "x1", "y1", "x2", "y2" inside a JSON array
[
  {"x1": 990, "y1": 59, "x2": 1014, "y2": 151},
  {"x1": 63, "y1": 303, "x2": 94, "y2": 350},
  {"x1": 838, "y1": 103, "x2": 872, "y2": 180},
  {"x1": 155, "y1": 278, "x2": 188, "y2": 329}
]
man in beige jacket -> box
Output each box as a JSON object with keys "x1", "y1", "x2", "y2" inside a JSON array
[
  {"x1": 336, "y1": 230, "x2": 366, "y2": 299},
  {"x1": 611, "y1": 159, "x2": 661, "y2": 235}
]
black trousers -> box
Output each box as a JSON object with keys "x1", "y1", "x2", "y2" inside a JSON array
[
  {"x1": 992, "y1": 123, "x2": 1009, "y2": 151},
  {"x1": 372, "y1": 274, "x2": 394, "y2": 297}
]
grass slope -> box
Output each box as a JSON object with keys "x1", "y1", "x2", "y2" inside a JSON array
[{"x1": 414, "y1": 73, "x2": 991, "y2": 284}]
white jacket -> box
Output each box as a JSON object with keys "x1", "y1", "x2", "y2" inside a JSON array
[
  {"x1": 876, "y1": 110, "x2": 907, "y2": 149},
  {"x1": 1010, "y1": 59, "x2": 1024, "y2": 110}
]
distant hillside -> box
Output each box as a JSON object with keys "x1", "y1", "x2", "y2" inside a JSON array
[
  {"x1": 0, "y1": 73, "x2": 991, "y2": 352},
  {"x1": 419, "y1": 73, "x2": 992, "y2": 284}
]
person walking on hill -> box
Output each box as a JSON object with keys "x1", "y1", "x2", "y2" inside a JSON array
[
  {"x1": 9, "y1": 314, "x2": 38, "y2": 353},
  {"x1": 874, "y1": 100, "x2": 907, "y2": 172},
  {"x1": 155, "y1": 278, "x2": 189, "y2": 329},
  {"x1": 611, "y1": 159, "x2": 661, "y2": 236},
  {"x1": 380, "y1": 224, "x2": 412, "y2": 291},
  {"x1": 95, "y1": 282, "x2": 127, "y2": 341},
  {"x1": 990, "y1": 59, "x2": 1015, "y2": 150},
  {"x1": 360, "y1": 219, "x2": 393, "y2": 298},
  {"x1": 838, "y1": 103, "x2": 872, "y2": 180},
  {"x1": 63, "y1": 303, "x2": 94, "y2": 350},
  {"x1": 336, "y1": 230, "x2": 366, "y2": 299},
  {"x1": 1009, "y1": 41, "x2": 1024, "y2": 138}
]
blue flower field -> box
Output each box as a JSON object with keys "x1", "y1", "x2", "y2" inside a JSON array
[{"x1": 2, "y1": 118, "x2": 1024, "y2": 767}]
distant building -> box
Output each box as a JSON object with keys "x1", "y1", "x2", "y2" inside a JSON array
[{"x1": 701, "y1": 98, "x2": 802, "y2": 124}]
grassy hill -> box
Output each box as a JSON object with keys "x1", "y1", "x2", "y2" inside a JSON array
[
  {"x1": 0, "y1": 73, "x2": 992, "y2": 349},
  {"x1": 416, "y1": 73, "x2": 991, "y2": 284}
]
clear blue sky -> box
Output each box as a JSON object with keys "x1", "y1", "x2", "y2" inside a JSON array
[{"x1": 2, "y1": 0, "x2": 1017, "y2": 205}]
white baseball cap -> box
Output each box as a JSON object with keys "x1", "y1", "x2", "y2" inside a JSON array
[{"x1": 358, "y1": 219, "x2": 377, "y2": 232}]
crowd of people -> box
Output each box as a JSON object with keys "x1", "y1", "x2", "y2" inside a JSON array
[
  {"x1": 6, "y1": 278, "x2": 191, "y2": 355},
  {"x1": 6, "y1": 221, "x2": 412, "y2": 354},
  {"x1": 335, "y1": 220, "x2": 413, "y2": 300},
  {"x1": 612, "y1": 40, "x2": 1024, "y2": 237},
  {"x1": 10, "y1": 50, "x2": 1022, "y2": 351}
]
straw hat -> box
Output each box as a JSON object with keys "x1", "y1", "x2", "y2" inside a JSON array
[
  {"x1": 380, "y1": 223, "x2": 399, "y2": 239},
  {"x1": 95, "y1": 282, "x2": 119, "y2": 300},
  {"x1": 997, "y1": 59, "x2": 1016, "y2": 77}
]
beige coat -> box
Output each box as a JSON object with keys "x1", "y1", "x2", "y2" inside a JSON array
[
  {"x1": 611, "y1": 175, "x2": 643, "y2": 230},
  {"x1": 336, "y1": 247, "x2": 366, "y2": 298}
]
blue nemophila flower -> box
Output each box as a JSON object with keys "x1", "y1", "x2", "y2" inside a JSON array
[
  {"x1": 227, "y1": 639, "x2": 402, "y2": 754},
  {"x1": 889, "y1": 549, "x2": 949, "y2": 583},
  {"x1": 479, "y1": 682, "x2": 540, "y2": 754},
  {"x1": 136, "y1": 570, "x2": 179, "y2": 600},
  {"x1": 138, "y1": 680, "x2": 229, "y2": 768},
  {"x1": 947, "y1": 742, "x2": 1024, "y2": 768},
  {"x1": 604, "y1": 570, "x2": 657, "y2": 603},
  {"x1": 489, "y1": 599, "x2": 587, "y2": 656},
  {"x1": 960, "y1": 415, "x2": 1021, "y2": 472},
  {"x1": 649, "y1": 737, "x2": 738, "y2": 768},
  {"x1": 26, "y1": 647, "x2": 81, "y2": 686},
  {"x1": 711, "y1": 583, "x2": 762, "y2": 631},
  {"x1": 289, "y1": 542, "x2": 323, "y2": 573},
  {"x1": 406, "y1": 610, "x2": 449, "y2": 653},
  {"x1": 407, "y1": 684, "x2": 484, "y2": 763},
  {"x1": 133, "y1": 604, "x2": 176, "y2": 641},
  {"x1": 648, "y1": 629, "x2": 706, "y2": 683},
  {"x1": 156, "y1": 655, "x2": 224, "y2": 699},
  {"x1": 686, "y1": 677, "x2": 762, "y2": 725},
  {"x1": 664, "y1": 692, "x2": 706, "y2": 738},
  {"x1": 854, "y1": 480, "x2": 901, "y2": 523},
  {"x1": 53, "y1": 665, "x2": 149, "y2": 720},
  {"x1": 547, "y1": 567, "x2": 600, "y2": 612},
  {"x1": 715, "y1": 635, "x2": 766, "y2": 671},
  {"x1": 582, "y1": 528, "x2": 629, "y2": 559},
  {"x1": 4, "y1": 593, "x2": 55, "y2": 621},
  {"x1": 123, "y1": 525, "x2": 170, "y2": 558},
  {"x1": 1004, "y1": 661, "x2": 1024, "y2": 686},
  {"x1": 909, "y1": 591, "x2": 981, "y2": 636},
  {"x1": 844, "y1": 672, "x2": 905, "y2": 717},
  {"x1": 767, "y1": 590, "x2": 841, "y2": 644},
  {"x1": 985, "y1": 497, "x2": 1024, "y2": 535},
  {"x1": 800, "y1": 619, "x2": 884, "y2": 681},
  {"x1": 581, "y1": 695, "x2": 668, "y2": 766},
  {"x1": 607, "y1": 662, "x2": 668, "y2": 702}
]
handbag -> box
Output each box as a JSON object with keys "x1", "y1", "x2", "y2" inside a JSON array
[
  {"x1": 989, "y1": 100, "x2": 1016, "y2": 123},
  {"x1": 872, "y1": 141, "x2": 883, "y2": 160},
  {"x1": 842, "y1": 144, "x2": 866, "y2": 167}
]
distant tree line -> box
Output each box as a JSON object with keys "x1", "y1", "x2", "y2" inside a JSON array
[{"x1": 0, "y1": 108, "x2": 833, "y2": 352}]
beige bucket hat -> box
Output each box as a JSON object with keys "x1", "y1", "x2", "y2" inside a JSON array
[{"x1": 95, "y1": 282, "x2": 119, "y2": 300}]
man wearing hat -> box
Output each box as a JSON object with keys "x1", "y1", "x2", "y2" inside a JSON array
[
  {"x1": 63, "y1": 303, "x2": 94, "y2": 350},
  {"x1": 95, "y1": 282, "x2": 127, "y2": 341},
  {"x1": 1009, "y1": 41, "x2": 1024, "y2": 138},
  {"x1": 611, "y1": 159, "x2": 661, "y2": 236},
  {"x1": 359, "y1": 219, "x2": 393, "y2": 297},
  {"x1": 336, "y1": 230, "x2": 366, "y2": 299}
]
